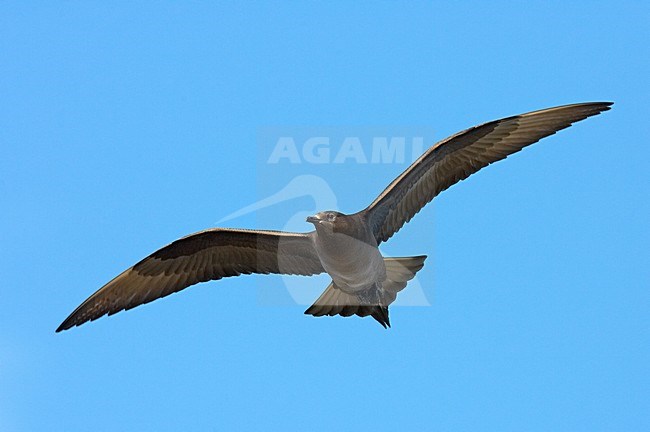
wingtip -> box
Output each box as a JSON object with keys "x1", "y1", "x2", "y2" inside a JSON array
[
  {"x1": 546, "y1": 101, "x2": 613, "y2": 113},
  {"x1": 545, "y1": 101, "x2": 614, "y2": 120},
  {"x1": 55, "y1": 321, "x2": 71, "y2": 333},
  {"x1": 588, "y1": 101, "x2": 614, "y2": 112},
  {"x1": 577, "y1": 101, "x2": 613, "y2": 107},
  {"x1": 586, "y1": 101, "x2": 614, "y2": 117}
]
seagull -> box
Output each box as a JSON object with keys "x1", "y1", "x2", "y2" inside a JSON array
[{"x1": 56, "y1": 102, "x2": 612, "y2": 331}]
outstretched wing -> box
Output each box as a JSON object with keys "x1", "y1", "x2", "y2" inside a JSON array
[
  {"x1": 57, "y1": 228, "x2": 323, "y2": 331},
  {"x1": 361, "y1": 102, "x2": 613, "y2": 244}
]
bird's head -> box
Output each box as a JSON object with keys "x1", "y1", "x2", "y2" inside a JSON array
[
  {"x1": 306, "y1": 211, "x2": 346, "y2": 232},
  {"x1": 306, "y1": 211, "x2": 375, "y2": 245}
]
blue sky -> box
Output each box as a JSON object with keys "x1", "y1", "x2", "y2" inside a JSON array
[{"x1": 1, "y1": 2, "x2": 648, "y2": 431}]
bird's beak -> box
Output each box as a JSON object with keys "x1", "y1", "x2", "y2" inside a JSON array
[{"x1": 306, "y1": 215, "x2": 320, "y2": 224}]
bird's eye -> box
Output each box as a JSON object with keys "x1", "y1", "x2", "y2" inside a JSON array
[{"x1": 327, "y1": 213, "x2": 336, "y2": 221}]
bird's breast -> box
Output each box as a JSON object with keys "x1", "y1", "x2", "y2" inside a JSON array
[{"x1": 313, "y1": 232, "x2": 385, "y2": 293}]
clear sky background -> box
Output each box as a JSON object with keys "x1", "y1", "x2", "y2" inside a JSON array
[{"x1": 1, "y1": 2, "x2": 648, "y2": 431}]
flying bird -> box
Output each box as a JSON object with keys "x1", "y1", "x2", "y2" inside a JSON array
[{"x1": 57, "y1": 102, "x2": 612, "y2": 331}]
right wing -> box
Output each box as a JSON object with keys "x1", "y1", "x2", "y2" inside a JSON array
[
  {"x1": 57, "y1": 228, "x2": 324, "y2": 331},
  {"x1": 361, "y1": 102, "x2": 613, "y2": 244}
]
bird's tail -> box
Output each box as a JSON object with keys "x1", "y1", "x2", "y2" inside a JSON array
[{"x1": 304, "y1": 255, "x2": 427, "y2": 328}]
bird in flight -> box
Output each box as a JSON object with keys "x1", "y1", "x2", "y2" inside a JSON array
[{"x1": 57, "y1": 102, "x2": 612, "y2": 331}]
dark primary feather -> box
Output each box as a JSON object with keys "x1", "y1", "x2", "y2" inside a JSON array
[
  {"x1": 362, "y1": 102, "x2": 613, "y2": 244},
  {"x1": 56, "y1": 229, "x2": 323, "y2": 331}
]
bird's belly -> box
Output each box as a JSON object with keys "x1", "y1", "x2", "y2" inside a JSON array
[{"x1": 318, "y1": 244, "x2": 385, "y2": 293}]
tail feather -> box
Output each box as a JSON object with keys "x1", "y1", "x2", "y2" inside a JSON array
[
  {"x1": 381, "y1": 256, "x2": 427, "y2": 304},
  {"x1": 371, "y1": 306, "x2": 391, "y2": 329},
  {"x1": 304, "y1": 283, "x2": 357, "y2": 317},
  {"x1": 304, "y1": 255, "x2": 427, "y2": 328}
]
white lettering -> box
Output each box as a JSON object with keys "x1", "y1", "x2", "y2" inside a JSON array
[
  {"x1": 267, "y1": 137, "x2": 301, "y2": 164},
  {"x1": 333, "y1": 137, "x2": 367, "y2": 164},
  {"x1": 303, "y1": 137, "x2": 330, "y2": 164},
  {"x1": 371, "y1": 137, "x2": 406, "y2": 164}
]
